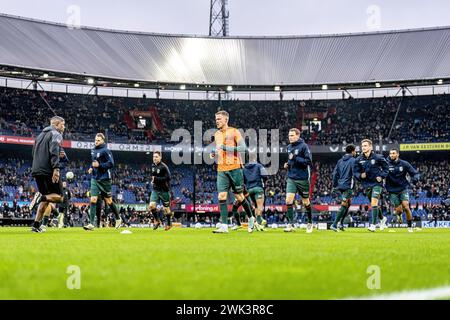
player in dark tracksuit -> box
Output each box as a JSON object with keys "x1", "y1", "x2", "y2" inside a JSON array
[
  {"x1": 243, "y1": 154, "x2": 268, "y2": 231},
  {"x1": 40, "y1": 147, "x2": 69, "y2": 230},
  {"x1": 149, "y1": 151, "x2": 173, "y2": 230},
  {"x1": 353, "y1": 139, "x2": 389, "y2": 232},
  {"x1": 84, "y1": 133, "x2": 121, "y2": 230},
  {"x1": 284, "y1": 128, "x2": 313, "y2": 233},
  {"x1": 29, "y1": 116, "x2": 66, "y2": 233},
  {"x1": 331, "y1": 144, "x2": 357, "y2": 231},
  {"x1": 386, "y1": 149, "x2": 420, "y2": 232}
]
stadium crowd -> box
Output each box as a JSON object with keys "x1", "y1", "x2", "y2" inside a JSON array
[
  {"x1": 314, "y1": 95, "x2": 450, "y2": 145},
  {"x1": 1, "y1": 87, "x2": 449, "y2": 147},
  {"x1": 1, "y1": 156, "x2": 448, "y2": 225}
]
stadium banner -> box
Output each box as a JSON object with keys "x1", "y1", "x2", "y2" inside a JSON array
[
  {"x1": 1, "y1": 201, "x2": 31, "y2": 207},
  {"x1": 69, "y1": 140, "x2": 162, "y2": 152},
  {"x1": 0, "y1": 218, "x2": 34, "y2": 227},
  {"x1": 303, "y1": 111, "x2": 327, "y2": 120},
  {"x1": 117, "y1": 203, "x2": 148, "y2": 211},
  {"x1": 324, "y1": 143, "x2": 398, "y2": 153},
  {"x1": 399, "y1": 142, "x2": 450, "y2": 151},
  {"x1": 181, "y1": 204, "x2": 332, "y2": 213},
  {"x1": 0, "y1": 135, "x2": 35, "y2": 145},
  {"x1": 130, "y1": 110, "x2": 154, "y2": 118},
  {"x1": 1, "y1": 135, "x2": 400, "y2": 154},
  {"x1": 420, "y1": 220, "x2": 450, "y2": 228},
  {"x1": 66, "y1": 141, "x2": 398, "y2": 154}
]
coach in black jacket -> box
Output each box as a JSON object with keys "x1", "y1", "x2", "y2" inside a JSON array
[{"x1": 29, "y1": 116, "x2": 66, "y2": 232}]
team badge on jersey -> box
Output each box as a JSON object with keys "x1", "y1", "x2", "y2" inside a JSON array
[
  {"x1": 294, "y1": 149, "x2": 299, "y2": 155},
  {"x1": 371, "y1": 159, "x2": 376, "y2": 165},
  {"x1": 399, "y1": 166, "x2": 403, "y2": 172},
  {"x1": 289, "y1": 153, "x2": 294, "y2": 160}
]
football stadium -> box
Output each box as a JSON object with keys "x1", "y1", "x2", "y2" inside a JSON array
[{"x1": 0, "y1": 1, "x2": 449, "y2": 304}]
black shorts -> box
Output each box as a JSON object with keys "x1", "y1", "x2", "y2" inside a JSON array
[{"x1": 35, "y1": 175, "x2": 63, "y2": 196}]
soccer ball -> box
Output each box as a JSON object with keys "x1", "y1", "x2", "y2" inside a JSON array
[{"x1": 66, "y1": 171, "x2": 74, "y2": 180}]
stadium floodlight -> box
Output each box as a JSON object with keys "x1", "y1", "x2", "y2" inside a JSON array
[
  {"x1": 226, "y1": 85, "x2": 233, "y2": 92},
  {"x1": 134, "y1": 83, "x2": 140, "y2": 88},
  {"x1": 375, "y1": 82, "x2": 381, "y2": 88},
  {"x1": 180, "y1": 84, "x2": 186, "y2": 90},
  {"x1": 321, "y1": 84, "x2": 328, "y2": 90},
  {"x1": 274, "y1": 86, "x2": 281, "y2": 91},
  {"x1": 87, "y1": 78, "x2": 95, "y2": 85},
  {"x1": 43, "y1": 73, "x2": 49, "y2": 78},
  {"x1": 437, "y1": 79, "x2": 443, "y2": 85}
]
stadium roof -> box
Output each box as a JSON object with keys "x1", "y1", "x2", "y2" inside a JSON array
[{"x1": 1, "y1": 13, "x2": 450, "y2": 91}]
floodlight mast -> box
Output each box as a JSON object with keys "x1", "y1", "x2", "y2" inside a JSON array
[{"x1": 209, "y1": 0, "x2": 229, "y2": 36}]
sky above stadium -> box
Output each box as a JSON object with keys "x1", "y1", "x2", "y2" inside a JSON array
[{"x1": 0, "y1": 0, "x2": 449, "y2": 36}]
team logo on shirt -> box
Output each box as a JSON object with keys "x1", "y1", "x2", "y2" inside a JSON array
[
  {"x1": 399, "y1": 166, "x2": 403, "y2": 172},
  {"x1": 289, "y1": 153, "x2": 294, "y2": 160},
  {"x1": 371, "y1": 159, "x2": 376, "y2": 165},
  {"x1": 97, "y1": 153, "x2": 100, "y2": 158},
  {"x1": 294, "y1": 149, "x2": 299, "y2": 155},
  {"x1": 157, "y1": 169, "x2": 160, "y2": 174}
]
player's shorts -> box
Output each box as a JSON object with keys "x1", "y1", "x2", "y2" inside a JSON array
[
  {"x1": 338, "y1": 189, "x2": 354, "y2": 202},
  {"x1": 286, "y1": 178, "x2": 310, "y2": 199},
  {"x1": 217, "y1": 169, "x2": 244, "y2": 194},
  {"x1": 365, "y1": 186, "x2": 382, "y2": 200},
  {"x1": 150, "y1": 190, "x2": 171, "y2": 207},
  {"x1": 389, "y1": 190, "x2": 409, "y2": 207},
  {"x1": 248, "y1": 187, "x2": 264, "y2": 204},
  {"x1": 90, "y1": 179, "x2": 112, "y2": 198},
  {"x1": 34, "y1": 175, "x2": 62, "y2": 196}
]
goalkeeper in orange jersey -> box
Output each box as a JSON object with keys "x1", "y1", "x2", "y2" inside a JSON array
[{"x1": 210, "y1": 111, "x2": 255, "y2": 234}]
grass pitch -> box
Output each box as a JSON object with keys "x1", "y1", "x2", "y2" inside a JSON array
[{"x1": 0, "y1": 227, "x2": 448, "y2": 299}]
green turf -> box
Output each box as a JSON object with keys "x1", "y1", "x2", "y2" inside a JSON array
[{"x1": 0, "y1": 227, "x2": 448, "y2": 299}]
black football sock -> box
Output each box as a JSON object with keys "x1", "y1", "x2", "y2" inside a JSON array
[
  {"x1": 166, "y1": 213, "x2": 172, "y2": 226},
  {"x1": 151, "y1": 208, "x2": 160, "y2": 222},
  {"x1": 240, "y1": 198, "x2": 254, "y2": 218},
  {"x1": 42, "y1": 215, "x2": 49, "y2": 226},
  {"x1": 51, "y1": 208, "x2": 59, "y2": 218},
  {"x1": 109, "y1": 202, "x2": 120, "y2": 220},
  {"x1": 286, "y1": 204, "x2": 294, "y2": 224},
  {"x1": 378, "y1": 208, "x2": 384, "y2": 220},
  {"x1": 231, "y1": 200, "x2": 241, "y2": 225},
  {"x1": 340, "y1": 205, "x2": 350, "y2": 224},
  {"x1": 305, "y1": 204, "x2": 312, "y2": 224}
]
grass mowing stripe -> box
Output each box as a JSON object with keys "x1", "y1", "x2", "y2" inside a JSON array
[
  {"x1": 346, "y1": 285, "x2": 450, "y2": 300},
  {"x1": 0, "y1": 227, "x2": 448, "y2": 299}
]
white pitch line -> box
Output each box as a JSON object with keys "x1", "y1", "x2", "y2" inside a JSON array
[{"x1": 345, "y1": 285, "x2": 450, "y2": 300}]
